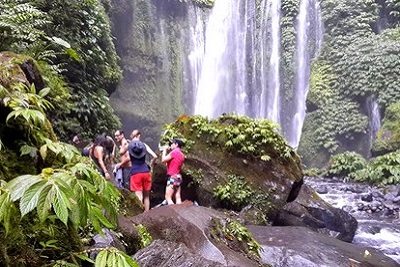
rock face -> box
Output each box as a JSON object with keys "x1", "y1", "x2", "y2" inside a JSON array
[
  {"x1": 274, "y1": 184, "x2": 358, "y2": 242},
  {"x1": 248, "y1": 225, "x2": 399, "y2": 267},
  {"x1": 119, "y1": 203, "x2": 260, "y2": 266},
  {"x1": 151, "y1": 115, "x2": 304, "y2": 222},
  {"x1": 0, "y1": 52, "x2": 44, "y2": 92},
  {"x1": 118, "y1": 204, "x2": 397, "y2": 267},
  {"x1": 147, "y1": 115, "x2": 360, "y2": 244}
]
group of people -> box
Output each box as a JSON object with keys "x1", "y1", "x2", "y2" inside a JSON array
[{"x1": 73, "y1": 130, "x2": 185, "y2": 211}]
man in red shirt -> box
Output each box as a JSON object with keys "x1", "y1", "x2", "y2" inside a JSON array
[{"x1": 161, "y1": 138, "x2": 185, "y2": 205}]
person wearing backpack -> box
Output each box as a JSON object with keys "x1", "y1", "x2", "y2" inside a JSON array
[{"x1": 126, "y1": 129, "x2": 157, "y2": 211}]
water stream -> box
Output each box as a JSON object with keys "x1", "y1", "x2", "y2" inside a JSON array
[{"x1": 305, "y1": 177, "x2": 400, "y2": 263}]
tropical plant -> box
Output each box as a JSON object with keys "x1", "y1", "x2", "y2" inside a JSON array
[
  {"x1": 161, "y1": 114, "x2": 296, "y2": 162},
  {"x1": 137, "y1": 224, "x2": 152, "y2": 248},
  {"x1": 214, "y1": 175, "x2": 254, "y2": 211},
  {"x1": 324, "y1": 151, "x2": 367, "y2": 179},
  {"x1": 353, "y1": 150, "x2": 400, "y2": 185},
  {"x1": 211, "y1": 218, "x2": 263, "y2": 258}
]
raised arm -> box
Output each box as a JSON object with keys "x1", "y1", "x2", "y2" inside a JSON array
[{"x1": 144, "y1": 143, "x2": 158, "y2": 166}]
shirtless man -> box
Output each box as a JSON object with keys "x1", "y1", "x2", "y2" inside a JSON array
[{"x1": 114, "y1": 130, "x2": 131, "y2": 189}]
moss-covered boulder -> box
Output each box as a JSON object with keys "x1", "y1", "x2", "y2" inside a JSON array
[{"x1": 151, "y1": 114, "x2": 303, "y2": 223}]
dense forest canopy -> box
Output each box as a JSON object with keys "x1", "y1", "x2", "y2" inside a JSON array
[{"x1": 1, "y1": 0, "x2": 400, "y2": 266}]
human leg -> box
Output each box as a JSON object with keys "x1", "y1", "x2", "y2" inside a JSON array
[
  {"x1": 143, "y1": 190, "x2": 150, "y2": 211},
  {"x1": 142, "y1": 172, "x2": 152, "y2": 211},
  {"x1": 130, "y1": 173, "x2": 144, "y2": 203},
  {"x1": 175, "y1": 186, "x2": 182, "y2": 204},
  {"x1": 165, "y1": 185, "x2": 175, "y2": 205}
]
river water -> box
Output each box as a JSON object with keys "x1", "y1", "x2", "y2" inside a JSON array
[{"x1": 304, "y1": 177, "x2": 400, "y2": 264}]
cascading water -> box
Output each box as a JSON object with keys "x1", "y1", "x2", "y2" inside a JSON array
[
  {"x1": 366, "y1": 96, "x2": 381, "y2": 154},
  {"x1": 194, "y1": 0, "x2": 251, "y2": 117},
  {"x1": 187, "y1": 5, "x2": 206, "y2": 112},
  {"x1": 305, "y1": 177, "x2": 400, "y2": 263},
  {"x1": 288, "y1": 0, "x2": 323, "y2": 148},
  {"x1": 259, "y1": 0, "x2": 281, "y2": 123},
  {"x1": 191, "y1": 0, "x2": 322, "y2": 148}
]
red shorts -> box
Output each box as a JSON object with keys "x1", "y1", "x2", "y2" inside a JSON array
[{"x1": 130, "y1": 172, "x2": 152, "y2": 192}]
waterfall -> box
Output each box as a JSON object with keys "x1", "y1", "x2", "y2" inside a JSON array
[
  {"x1": 187, "y1": 5, "x2": 206, "y2": 112},
  {"x1": 194, "y1": 0, "x2": 250, "y2": 117},
  {"x1": 266, "y1": 0, "x2": 281, "y2": 123},
  {"x1": 288, "y1": 0, "x2": 323, "y2": 148},
  {"x1": 194, "y1": 0, "x2": 282, "y2": 123},
  {"x1": 257, "y1": 0, "x2": 281, "y2": 123},
  {"x1": 366, "y1": 96, "x2": 381, "y2": 152},
  {"x1": 189, "y1": 0, "x2": 323, "y2": 146}
]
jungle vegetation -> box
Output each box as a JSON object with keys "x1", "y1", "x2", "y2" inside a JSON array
[
  {"x1": 298, "y1": 0, "x2": 400, "y2": 168},
  {"x1": 1, "y1": 0, "x2": 400, "y2": 265}
]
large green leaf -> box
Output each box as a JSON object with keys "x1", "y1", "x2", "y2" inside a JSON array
[
  {"x1": 6, "y1": 174, "x2": 42, "y2": 201},
  {"x1": 0, "y1": 192, "x2": 15, "y2": 233},
  {"x1": 95, "y1": 250, "x2": 108, "y2": 267},
  {"x1": 20, "y1": 180, "x2": 46, "y2": 216},
  {"x1": 53, "y1": 186, "x2": 70, "y2": 225},
  {"x1": 37, "y1": 184, "x2": 54, "y2": 222}
]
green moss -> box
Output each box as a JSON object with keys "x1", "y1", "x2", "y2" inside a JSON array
[{"x1": 210, "y1": 218, "x2": 263, "y2": 262}]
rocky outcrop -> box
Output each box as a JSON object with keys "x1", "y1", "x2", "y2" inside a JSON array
[
  {"x1": 150, "y1": 115, "x2": 304, "y2": 223},
  {"x1": 274, "y1": 184, "x2": 358, "y2": 242},
  {"x1": 147, "y1": 115, "x2": 360, "y2": 243},
  {"x1": 248, "y1": 225, "x2": 399, "y2": 267},
  {"x1": 119, "y1": 203, "x2": 260, "y2": 266},
  {"x1": 117, "y1": 204, "x2": 397, "y2": 267}
]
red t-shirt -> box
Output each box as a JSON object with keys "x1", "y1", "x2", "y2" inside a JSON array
[{"x1": 166, "y1": 148, "x2": 185, "y2": 176}]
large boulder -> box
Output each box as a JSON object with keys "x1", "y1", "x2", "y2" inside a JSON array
[
  {"x1": 248, "y1": 225, "x2": 399, "y2": 267},
  {"x1": 274, "y1": 184, "x2": 358, "y2": 242},
  {"x1": 117, "y1": 204, "x2": 397, "y2": 267},
  {"x1": 151, "y1": 114, "x2": 304, "y2": 222},
  {"x1": 118, "y1": 203, "x2": 260, "y2": 266}
]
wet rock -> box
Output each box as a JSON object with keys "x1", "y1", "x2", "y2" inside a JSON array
[
  {"x1": 361, "y1": 194, "x2": 373, "y2": 202},
  {"x1": 118, "y1": 203, "x2": 259, "y2": 266},
  {"x1": 315, "y1": 185, "x2": 328, "y2": 194},
  {"x1": 274, "y1": 185, "x2": 357, "y2": 242},
  {"x1": 248, "y1": 225, "x2": 399, "y2": 267},
  {"x1": 134, "y1": 239, "x2": 224, "y2": 267}
]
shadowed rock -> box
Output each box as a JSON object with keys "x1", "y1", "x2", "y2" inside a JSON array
[{"x1": 274, "y1": 184, "x2": 358, "y2": 242}]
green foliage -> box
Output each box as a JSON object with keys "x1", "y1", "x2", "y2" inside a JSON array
[
  {"x1": 211, "y1": 218, "x2": 263, "y2": 259},
  {"x1": 2, "y1": 149, "x2": 120, "y2": 232},
  {"x1": 93, "y1": 247, "x2": 139, "y2": 267},
  {"x1": 214, "y1": 175, "x2": 253, "y2": 211},
  {"x1": 325, "y1": 151, "x2": 367, "y2": 179},
  {"x1": 0, "y1": 0, "x2": 122, "y2": 140},
  {"x1": 0, "y1": 2, "x2": 50, "y2": 52},
  {"x1": 137, "y1": 224, "x2": 152, "y2": 248},
  {"x1": 161, "y1": 114, "x2": 296, "y2": 161},
  {"x1": 299, "y1": 0, "x2": 400, "y2": 166},
  {"x1": 303, "y1": 168, "x2": 323, "y2": 178},
  {"x1": 52, "y1": 247, "x2": 139, "y2": 267},
  {"x1": 353, "y1": 150, "x2": 400, "y2": 185},
  {"x1": 372, "y1": 101, "x2": 400, "y2": 154}
]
